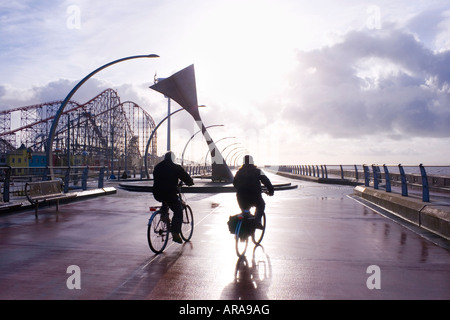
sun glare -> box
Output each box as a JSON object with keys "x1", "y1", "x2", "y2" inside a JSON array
[{"x1": 187, "y1": 1, "x2": 299, "y2": 101}]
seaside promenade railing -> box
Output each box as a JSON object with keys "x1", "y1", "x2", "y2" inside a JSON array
[
  {"x1": 0, "y1": 166, "x2": 110, "y2": 203},
  {"x1": 277, "y1": 164, "x2": 450, "y2": 203},
  {"x1": 0, "y1": 164, "x2": 212, "y2": 205}
]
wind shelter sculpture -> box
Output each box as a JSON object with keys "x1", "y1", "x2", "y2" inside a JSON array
[{"x1": 149, "y1": 64, "x2": 233, "y2": 182}]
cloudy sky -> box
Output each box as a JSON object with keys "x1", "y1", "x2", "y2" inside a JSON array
[{"x1": 1, "y1": 0, "x2": 450, "y2": 166}]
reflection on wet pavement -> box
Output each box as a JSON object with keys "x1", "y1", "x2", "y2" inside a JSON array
[{"x1": 0, "y1": 172, "x2": 449, "y2": 299}]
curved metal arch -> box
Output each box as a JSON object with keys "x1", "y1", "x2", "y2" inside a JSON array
[
  {"x1": 46, "y1": 54, "x2": 159, "y2": 172},
  {"x1": 144, "y1": 108, "x2": 184, "y2": 178},
  {"x1": 181, "y1": 124, "x2": 224, "y2": 166}
]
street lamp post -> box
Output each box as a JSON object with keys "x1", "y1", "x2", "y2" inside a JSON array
[
  {"x1": 143, "y1": 108, "x2": 184, "y2": 178},
  {"x1": 46, "y1": 54, "x2": 159, "y2": 177},
  {"x1": 167, "y1": 97, "x2": 171, "y2": 151},
  {"x1": 154, "y1": 77, "x2": 172, "y2": 152},
  {"x1": 181, "y1": 124, "x2": 224, "y2": 167}
]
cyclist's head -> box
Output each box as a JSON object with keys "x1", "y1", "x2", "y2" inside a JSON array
[
  {"x1": 243, "y1": 155, "x2": 254, "y2": 165},
  {"x1": 164, "y1": 151, "x2": 176, "y2": 163}
]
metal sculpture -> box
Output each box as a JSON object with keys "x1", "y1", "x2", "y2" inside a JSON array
[{"x1": 149, "y1": 64, "x2": 233, "y2": 182}]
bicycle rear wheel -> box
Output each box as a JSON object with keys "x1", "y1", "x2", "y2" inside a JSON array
[
  {"x1": 147, "y1": 211, "x2": 169, "y2": 254},
  {"x1": 235, "y1": 220, "x2": 249, "y2": 257},
  {"x1": 252, "y1": 213, "x2": 266, "y2": 245},
  {"x1": 180, "y1": 204, "x2": 194, "y2": 242}
]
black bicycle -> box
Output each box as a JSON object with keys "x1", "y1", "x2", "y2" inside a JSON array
[
  {"x1": 234, "y1": 210, "x2": 266, "y2": 257},
  {"x1": 147, "y1": 182, "x2": 194, "y2": 254}
]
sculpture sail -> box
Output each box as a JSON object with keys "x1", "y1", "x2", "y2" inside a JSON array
[{"x1": 150, "y1": 65, "x2": 233, "y2": 182}]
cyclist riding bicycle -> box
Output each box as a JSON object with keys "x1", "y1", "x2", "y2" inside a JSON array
[
  {"x1": 152, "y1": 151, "x2": 194, "y2": 244},
  {"x1": 233, "y1": 155, "x2": 274, "y2": 229}
]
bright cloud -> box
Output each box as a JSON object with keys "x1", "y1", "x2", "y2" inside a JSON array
[
  {"x1": 283, "y1": 28, "x2": 450, "y2": 140},
  {"x1": 1, "y1": 0, "x2": 450, "y2": 165}
]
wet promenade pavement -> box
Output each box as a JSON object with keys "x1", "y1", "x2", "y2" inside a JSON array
[{"x1": 0, "y1": 172, "x2": 449, "y2": 300}]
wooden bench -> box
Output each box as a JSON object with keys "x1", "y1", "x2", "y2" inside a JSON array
[{"x1": 25, "y1": 180, "x2": 77, "y2": 217}]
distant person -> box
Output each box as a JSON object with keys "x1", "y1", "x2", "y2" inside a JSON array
[
  {"x1": 152, "y1": 151, "x2": 194, "y2": 243},
  {"x1": 233, "y1": 155, "x2": 274, "y2": 228}
]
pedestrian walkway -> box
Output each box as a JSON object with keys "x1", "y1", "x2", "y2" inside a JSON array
[
  {"x1": 0, "y1": 172, "x2": 449, "y2": 300},
  {"x1": 273, "y1": 170, "x2": 450, "y2": 241}
]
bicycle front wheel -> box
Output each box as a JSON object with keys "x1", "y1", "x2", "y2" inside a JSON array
[
  {"x1": 147, "y1": 211, "x2": 169, "y2": 254},
  {"x1": 180, "y1": 205, "x2": 194, "y2": 242},
  {"x1": 235, "y1": 220, "x2": 249, "y2": 257},
  {"x1": 252, "y1": 213, "x2": 266, "y2": 245}
]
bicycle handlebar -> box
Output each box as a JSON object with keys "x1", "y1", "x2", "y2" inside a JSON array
[{"x1": 177, "y1": 180, "x2": 194, "y2": 188}]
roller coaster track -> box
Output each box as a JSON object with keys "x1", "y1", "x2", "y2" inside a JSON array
[{"x1": 0, "y1": 89, "x2": 157, "y2": 167}]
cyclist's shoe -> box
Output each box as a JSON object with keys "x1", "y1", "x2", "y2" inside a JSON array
[{"x1": 172, "y1": 232, "x2": 183, "y2": 244}]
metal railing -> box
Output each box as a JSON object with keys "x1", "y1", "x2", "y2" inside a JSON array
[
  {"x1": 185, "y1": 165, "x2": 212, "y2": 177},
  {"x1": 1, "y1": 166, "x2": 108, "y2": 203},
  {"x1": 277, "y1": 164, "x2": 450, "y2": 202}
]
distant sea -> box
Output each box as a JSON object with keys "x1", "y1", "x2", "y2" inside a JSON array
[
  {"x1": 274, "y1": 165, "x2": 450, "y2": 177},
  {"x1": 338, "y1": 165, "x2": 450, "y2": 177}
]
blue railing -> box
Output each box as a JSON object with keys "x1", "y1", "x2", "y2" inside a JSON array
[
  {"x1": 1, "y1": 166, "x2": 108, "y2": 203},
  {"x1": 277, "y1": 164, "x2": 450, "y2": 203},
  {"x1": 363, "y1": 164, "x2": 431, "y2": 201}
]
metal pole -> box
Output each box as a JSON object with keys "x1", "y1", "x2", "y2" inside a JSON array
[
  {"x1": 167, "y1": 98, "x2": 171, "y2": 151},
  {"x1": 398, "y1": 164, "x2": 408, "y2": 196},
  {"x1": 46, "y1": 54, "x2": 159, "y2": 178},
  {"x1": 181, "y1": 125, "x2": 224, "y2": 166},
  {"x1": 144, "y1": 108, "x2": 184, "y2": 178},
  {"x1": 203, "y1": 136, "x2": 235, "y2": 166},
  {"x1": 124, "y1": 130, "x2": 127, "y2": 177},
  {"x1": 66, "y1": 114, "x2": 70, "y2": 167},
  {"x1": 419, "y1": 164, "x2": 430, "y2": 202},
  {"x1": 383, "y1": 164, "x2": 391, "y2": 192},
  {"x1": 110, "y1": 124, "x2": 115, "y2": 179}
]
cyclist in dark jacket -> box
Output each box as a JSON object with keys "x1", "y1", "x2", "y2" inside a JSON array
[
  {"x1": 233, "y1": 155, "x2": 274, "y2": 228},
  {"x1": 152, "y1": 151, "x2": 194, "y2": 243}
]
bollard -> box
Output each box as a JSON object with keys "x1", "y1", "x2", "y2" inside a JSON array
[
  {"x1": 383, "y1": 165, "x2": 391, "y2": 192},
  {"x1": 64, "y1": 168, "x2": 70, "y2": 193},
  {"x1": 398, "y1": 164, "x2": 408, "y2": 196},
  {"x1": 3, "y1": 166, "x2": 11, "y2": 202},
  {"x1": 98, "y1": 167, "x2": 105, "y2": 188},
  {"x1": 82, "y1": 166, "x2": 88, "y2": 190},
  {"x1": 419, "y1": 164, "x2": 429, "y2": 202},
  {"x1": 354, "y1": 165, "x2": 359, "y2": 181}
]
